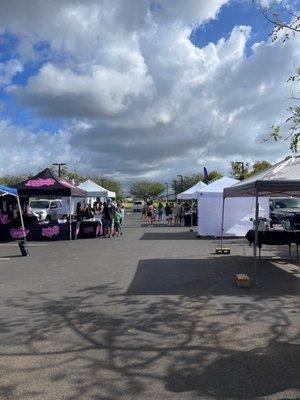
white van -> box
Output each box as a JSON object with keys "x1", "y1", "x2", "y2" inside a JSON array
[
  {"x1": 30, "y1": 199, "x2": 64, "y2": 221},
  {"x1": 133, "y1": 200, "x2": 145, "y2": 212}
]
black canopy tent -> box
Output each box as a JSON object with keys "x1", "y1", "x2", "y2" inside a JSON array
[
  {"x1": 221, "y1": 155, "x2": 300, "y2": 277},
  {"x1": 14, "y1": 168, "x2": 86, "y2": 239},
  {"x1": 14, "y1": 168, "x2": 86, "y2": 197}
]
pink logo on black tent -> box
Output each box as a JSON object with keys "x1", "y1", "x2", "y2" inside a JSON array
[{"x1": 25, "y1": 178, "x2": 55, "y2": 187}]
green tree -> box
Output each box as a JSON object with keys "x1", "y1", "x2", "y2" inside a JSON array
[
  {"x1": 249, "y1": 160, "x2": 272, "y2": 176},
  {"x1": 256, "y1": 1, "x2": 300, "y2": 151},
  {"x1": 208, "y1": 170, "x2": 223, "y2": 181},
  {"x1": 0, "y1": 173, "x2": 33, "y2": 186},
  {"x1": 172, "y1": 173, "x2": 204, "y2": 193},
  {"x1": 91, "y1": 177, "x2": 122, "y2": 200},
  {"x1": 230, "y1": 162, "x2": 250, "y2": 180},
  {"x1": 130, "y1": 181, "x2": 165, "y2": 200}
]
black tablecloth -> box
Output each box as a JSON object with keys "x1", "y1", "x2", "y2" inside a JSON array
[
  {"x1": 0, "y1": 221, "x2": 80, "y2": 241},
  {"x1": 78, "y1": 220, "x2": 102, "y2": 239},
  {"x1": 246, "y1": 230, "x2": 300, "y2": 248}
]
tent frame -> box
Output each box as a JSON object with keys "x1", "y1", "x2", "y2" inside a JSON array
[{"x1": 0, "y1": 188, "x2": 27, "y2": 249}]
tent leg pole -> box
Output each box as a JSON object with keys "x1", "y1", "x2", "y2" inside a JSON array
[
  {"x1": 254, "y1": 189, "x2": 259, "y2": 283},
  {"x1": 17, "y1": 196, "x2": 26, "y2": 243},
  {"x1": 69, "y1": 196, "x2": 72, "y2": 240},
  {"x1": 190, "y1": 200, "x2": 193, "y2": 231},
  {"x1": 220, "y1": 196, "x2": 225, "y2": 250}
]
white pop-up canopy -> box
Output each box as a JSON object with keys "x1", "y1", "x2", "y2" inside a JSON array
[
  {"x1": 197, "y1": 177, "x2": 269, "y2": 237},
  {"x1": 177, "y1": 181, "x2": 206, "y2": 200},
  {"x1": 222, "y1": 155, "x2": 300, "y2": 274},
  {"x1": 78, "y1": 179, "x2": 116, "y2": 199}
]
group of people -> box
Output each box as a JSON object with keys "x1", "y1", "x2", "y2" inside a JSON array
[
  {"x1": 76, "y1": 197, "x2": 125, "y2": 238},
  {"x1": 142, "y1": 201, "x2": 196, "y2": 227}
]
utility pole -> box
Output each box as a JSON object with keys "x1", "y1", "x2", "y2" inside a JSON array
[
  {"x1": 236, "y1": 162, "x2": 245, "y2": 180},
  {"x1": 173, "y1": 179, "x2": 177, "y2": 201},
  {"x1": 52, "y1": 163, "x2": 67, "y2": 178},
  {"x1": 101, "y1": 178, "x2": 105, "y2": 186},
  {"x1": 164, "y1": 182, "x2": 169, "y2": 200},
  {"x1": 177, "y1": 174, "x2": 183, "y2": 193}
]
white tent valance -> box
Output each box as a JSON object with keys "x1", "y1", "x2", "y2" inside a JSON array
[
  {"x1": 177, "y1": 181, "x2": 206, "y2": 200},
  {"x1": 77, "y1": 179, "x2": 116, "y2": 199}
]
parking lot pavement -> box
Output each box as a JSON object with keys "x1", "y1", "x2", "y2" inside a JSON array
[{"x1": 0, "y1": 213, "x2": 299, "y2": 400}]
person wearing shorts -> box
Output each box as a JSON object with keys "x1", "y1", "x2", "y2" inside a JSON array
[{"x1": 102, "y1": 198, "x2": 115, "y2": 238}]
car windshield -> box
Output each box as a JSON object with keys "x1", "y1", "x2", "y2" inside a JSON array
[
  {"x1": 274, "y1": 199, "x2": 300, "y2": 209},
  {"x1": 30, "y1": 200, "x2": 50, "y2": 209},
  {"x1": 134, "y1": 202, "x2": 142, "y2": 205}
]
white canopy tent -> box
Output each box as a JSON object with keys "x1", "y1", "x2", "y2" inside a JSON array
[
  {"x1": 78, "y1": 179, "x2": 116, "y2": 202},
  {"x1": 197, "y1": 177, "x2": 269, "y2": 237},
  {"x1": 177, "y1": 181, "x2": 206, "y2": 200},
  {"x1": 222, "y1": 155, "x2": 300, "y2": 275}
]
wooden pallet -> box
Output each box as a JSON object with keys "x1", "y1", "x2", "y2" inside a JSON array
[
  {"x1": 215, "y1": 247, "x2": 230, "y2": 254},
  {"x1": 235, "y1": 273, "x2": 251, "y2": 288}
]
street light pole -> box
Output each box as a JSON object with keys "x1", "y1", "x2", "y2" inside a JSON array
[
  {"x1": 52, "y1": 163, "x2": 67, "y2": 178},
  {"x1": 236, "y1": 162, "x2": 245, "y2": 180},
  {"x1": 164, "y1": 182, "x2": 169, "y2": 201},
  {"x1": 177, "y1": 175, "x2": 183, "y2": 193},
  {"x1": 173, "y1": 180, "x2": 177, "y2": 201}
]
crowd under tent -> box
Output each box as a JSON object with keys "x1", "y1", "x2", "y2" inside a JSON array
[
  {"x1": 77, "y1": 179, "x2": 116, "y2": 204},
  {"x1": 223, "y1": 155, "x2": 300, "y2": 273},
  {"x1": 14, "y1": 168, "x2": 86, "y2": 239},
  {"x1": 177, "y1": 181, "x2": 207, "y2": 200},
  {"x1": 197, "y1": 177, "x2": 269, "y2": 237}
]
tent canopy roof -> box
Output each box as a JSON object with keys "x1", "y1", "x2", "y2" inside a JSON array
[
  {"x1": 224, "y1": 155, "x2": 300, "y2": 197},
  {"x1": 14, "y1": 168, "x2": 86, "y2": 197},
  {"x1": 0, "y1": 184, "x2": 18, "y2": 197},
  {"x1": 198, "y1": 177, "x2": 238, "y2": 195},
  {"x1": 78, "y1": 179, "x2": 116, "y2": 198},
  {"x1": 177, "y1": 181, "x2": 206, "y2": 199}
]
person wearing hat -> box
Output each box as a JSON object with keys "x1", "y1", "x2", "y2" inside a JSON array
[{"x1": 102, "y1": 197, "x2": 116, "y2": 238}]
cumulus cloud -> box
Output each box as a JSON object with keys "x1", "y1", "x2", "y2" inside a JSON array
[
  {"x1": 0, "y1": 0, "x2": 297, "y2": 181},
  {"x1": 0, "y1": 59, "x2": 23, "y2": 86}
]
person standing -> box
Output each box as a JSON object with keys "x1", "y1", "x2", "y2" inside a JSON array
[
  {"x1": 157, "y1": 202, "x2": 164, "y2": 222},
  {"x1": 102, "y1": 198, "x2": 116, "y2": 238}
]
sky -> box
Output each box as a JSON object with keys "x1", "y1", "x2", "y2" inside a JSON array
[{"x1": 0, "y1": 0, "x2": 299, "y2": 183}]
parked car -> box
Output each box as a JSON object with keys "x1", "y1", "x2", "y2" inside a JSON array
[
  {"x1": 270, "y1": 197, "x2": 300, "y2": 229},
  {"x1": 133, "y1": 200, "x2": 144, "y2": 212},
  {"x1": 30, "y1": 199, "x2": 64, "y2": 221}
]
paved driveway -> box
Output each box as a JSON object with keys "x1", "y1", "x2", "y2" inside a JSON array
[{"x1": 0, "y1": 213, "x2": 299, "y2": 399}]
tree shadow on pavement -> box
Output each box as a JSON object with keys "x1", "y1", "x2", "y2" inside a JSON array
[{"x1": 0, "y1": 257, "x2": 299, "y2": 399}]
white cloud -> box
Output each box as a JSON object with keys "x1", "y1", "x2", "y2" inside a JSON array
[
  {"x1": 0, "y1": 59, "x2": 23, "y2": 86},
  {"x1": 0, "y1": 0, "x2": 298, "y2": 181}
]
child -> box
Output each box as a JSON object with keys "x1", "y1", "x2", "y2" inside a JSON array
[{"x1": 114, "y1": 207, "x2": 123, "y2": 236}]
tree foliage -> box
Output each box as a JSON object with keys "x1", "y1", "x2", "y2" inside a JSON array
[
  {"x1": 130, "y1": 181, "x2": 165, "y2": 200},
  {"x1": 231, "y1": 160, "x2": 271, "y2": 179},
  {"x1": 170, "y1": 170, "x2": 224, "y2": 192},
  {"x1": 256, "y1": 1, "x2": 300, "y2": 151}
]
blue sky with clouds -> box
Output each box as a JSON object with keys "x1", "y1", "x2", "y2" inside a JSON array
[{"x1": 0, "y1": 0, "x2": 299, "y2": 181}]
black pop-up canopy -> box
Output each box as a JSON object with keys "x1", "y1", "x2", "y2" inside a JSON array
[{"x1": 14, "y1": 168, "x2": 86, "y2": 197}]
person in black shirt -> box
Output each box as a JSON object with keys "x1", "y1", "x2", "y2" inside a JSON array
[{"x1": 102, "y1": 198, "x2": 116, "y2": 238}]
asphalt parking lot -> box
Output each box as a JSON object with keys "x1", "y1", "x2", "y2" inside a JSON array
[{"x1": 0, "y1": 213, "x2": 299, "y2": 400}]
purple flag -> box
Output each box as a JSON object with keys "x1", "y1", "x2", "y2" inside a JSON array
[{"x1": 204, "y1": 167, "x2": 209, "y2": 184}]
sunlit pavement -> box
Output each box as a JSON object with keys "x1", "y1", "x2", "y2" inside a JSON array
[{"x1": 0, "y1": 213, "x2": 299, "y2": 400}]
